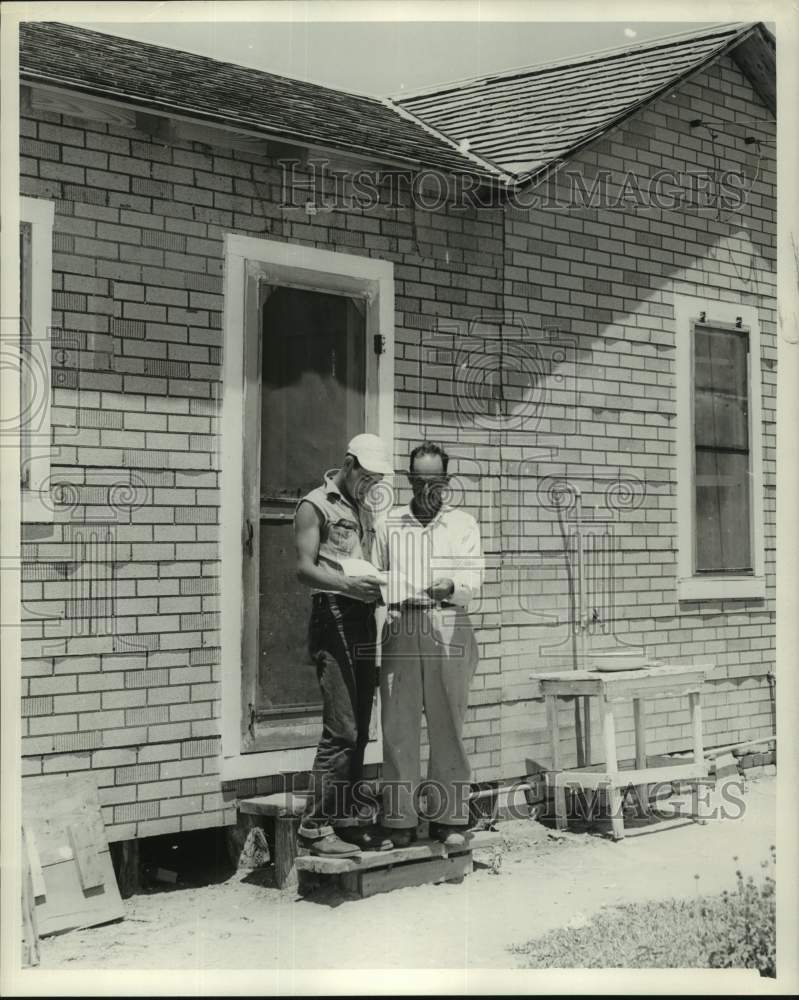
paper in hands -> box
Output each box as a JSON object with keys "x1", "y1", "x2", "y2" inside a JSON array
[
  {"x1": 335, "y1": 558, "x2": 387, "y2": 602},
  {"x1": 336, "y1": 557, "x2": 426, "y2": 605}
]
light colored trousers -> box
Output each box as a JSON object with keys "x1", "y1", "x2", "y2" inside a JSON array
[{"x1": 380, "y1": 606, "x2": 479, "y2": 829}]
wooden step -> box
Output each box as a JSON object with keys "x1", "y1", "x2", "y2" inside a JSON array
[
  {"x1": 238, "y1": 792, "x2": 308, "y2": 817},
  {"x1": 295, "y1": 830, "x2": 501, "y2": 875},
  {"x1": 340, "y1": 853, "x2": 473, "y2": 898}
]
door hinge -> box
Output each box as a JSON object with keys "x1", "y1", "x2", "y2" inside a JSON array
[
  {"x1": 248, "y1": 702, "x2": 255, "y2": 738},
  {"x1": 373, "y1": 333, "x2": 385, "y2": 356}
]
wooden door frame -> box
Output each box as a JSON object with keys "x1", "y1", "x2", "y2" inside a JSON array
[{"x1": 221, "y1": 234, "x2": 394, "y2": 781}]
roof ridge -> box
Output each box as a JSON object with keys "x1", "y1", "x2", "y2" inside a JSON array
[
  {"x1": 393, "y1": 21, "x2": 753, "y2": 103},
  {"x1": 381, "y1": 96, "x2": 512, "y2": 182}
]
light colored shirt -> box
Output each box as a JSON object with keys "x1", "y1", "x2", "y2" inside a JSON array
[
  {"x1": 372, "y1": 504, "x2": 483, "y2": 609},
  {"x1": 297, "y1": 469, "x2": 375, "y2": 595}
]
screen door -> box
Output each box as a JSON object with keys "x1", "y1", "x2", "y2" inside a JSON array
[{"x1": 253, "y1": 286, "x2": 366, "y2": 741}]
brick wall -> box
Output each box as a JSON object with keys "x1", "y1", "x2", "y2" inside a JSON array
[
  {"x1": 495, "y1": 54, "x2": 776, "y2": 777},
  {"x1": 19, "y1": 50, "x2": 776, "y2": 839}
]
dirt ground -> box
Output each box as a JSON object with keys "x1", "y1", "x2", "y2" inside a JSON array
[{"x1": 38, "y1": 774, "x2": 775, "y2": 971}]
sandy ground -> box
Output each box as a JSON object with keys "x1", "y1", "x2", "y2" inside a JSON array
[{"x1": 38, "y1": 774, "x2": 775, "y2": 971}]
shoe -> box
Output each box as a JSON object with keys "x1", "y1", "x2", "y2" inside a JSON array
[
  {"x1": 336, "y1": 825, "x2": 393, "y2": 852},
  {"x1": 384, "y1": 827, "x2": 416, "y2": 849},
  {"x1": 430, "y1": 823, "x2": 468, "y2": 849},
  {"x1": 301, "y1": 832, "x2": 361, "y2": 857}
]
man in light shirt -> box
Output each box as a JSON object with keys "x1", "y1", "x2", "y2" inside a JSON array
[{"x1": 373, "y1": 441, "x2": 483, "y2": 848}]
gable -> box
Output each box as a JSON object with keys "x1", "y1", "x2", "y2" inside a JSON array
[{"x1": 395, "y1": 23, "x2": 775, "y2": 186}]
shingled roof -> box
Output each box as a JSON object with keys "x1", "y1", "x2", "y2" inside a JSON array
[
  {"x1": 394, "y1": 22, "x2": 775, "y2": 185},
  {"x1": 19, "y1": 21, "x2": 503, "y2": 184},
  {"x1": 19, "y1": 21, "x2": 775, "y2": 192}
]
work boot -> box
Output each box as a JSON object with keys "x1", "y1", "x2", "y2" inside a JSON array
[
  {"x1": 301, "y1": 832, "x2": 361, "y2": 857},
  {"x1": 430, "y1": 823, "x2": 468, "y2": 849},
  {"x1": 384, "y1": 827, "x2": 416, "y2": 849},
  {"x1": 336, "y1": 825, "x2": 393, "y2": 852}
]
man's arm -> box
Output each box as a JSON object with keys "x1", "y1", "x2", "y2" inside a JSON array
[
  {"x1": 449, "y1": 515, "x2": 483, "y2": 607},
  {"x1": 371, "y1": 516, "x2": 389, "y2": 572},
  {"x1": 295, "y1": 501, "x2": 383, "y2": 603},
  {"x1": 427, "y1": 513, "x2": 483, "y2": 607}
]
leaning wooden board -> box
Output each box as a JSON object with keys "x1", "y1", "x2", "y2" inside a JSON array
[{"x1": 22, "y1": 774, "x2": 124, "y2": 936}]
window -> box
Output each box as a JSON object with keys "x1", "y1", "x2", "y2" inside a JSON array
[
  {"x1": 675, "y1": 295, "x2": 765, "y2": 601},
  {"x1": 19, "y1": 197, "x2": 54, "y2": 522}
]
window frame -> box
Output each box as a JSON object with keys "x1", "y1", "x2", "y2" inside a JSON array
[
  {"x1": 19, "y1": 196, "x2": 54, "y2": 524},
  {"x1": 675, "y1": 294, "x2": 766, "y2": 601}
]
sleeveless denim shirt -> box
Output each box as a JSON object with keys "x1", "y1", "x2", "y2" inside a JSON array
[{"x1": 297, "y1": 470, "x2": 375, "y2": 595}]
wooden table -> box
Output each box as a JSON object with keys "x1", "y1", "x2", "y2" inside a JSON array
[{"x1": 530, "y1": 663, "x2": 715, "y2": 840}]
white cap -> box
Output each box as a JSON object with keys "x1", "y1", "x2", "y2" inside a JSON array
[{"x1": 346, "y1": 434, "x2": 394, "y2": 476}]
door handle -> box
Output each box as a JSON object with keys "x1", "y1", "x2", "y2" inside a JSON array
[{"x1": 244, "y1": 518, "x2": 254, "y2": 557}]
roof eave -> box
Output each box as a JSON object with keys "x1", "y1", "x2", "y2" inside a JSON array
[{"x1": 20, "y1": 69, "x2": 500, "y2": 185}]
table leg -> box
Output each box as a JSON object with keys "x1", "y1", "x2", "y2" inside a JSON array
[
  {"x1": 633, "y1": 698, "x2": 649, "y2": 817},
  {"x1": 546, "y1": 695, "x2": 567, "y2": 831},
  {"x1": 583, "y1": 696, "x2": 592, "y2": 765},
  {"x1": 689, "y1": 691, "x2": 705, "y2": 766},
  {"x1": 688, "y1": 690, "x2": 709, "y2": 825},
  {"x1": 600, "y1": 697, "x2": 624, "y2": 841}
]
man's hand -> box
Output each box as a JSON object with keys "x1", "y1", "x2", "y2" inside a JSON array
[
  {"x1": 346, "y1": 574, "x2": 386, "y2": 603},
  {"x1": 426, "y1": 578, "x2": 455, "y2": 602}
]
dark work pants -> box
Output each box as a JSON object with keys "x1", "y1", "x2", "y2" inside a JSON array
[{"x1": 299, "y1": 593, "x2": 378, "y2": 839}]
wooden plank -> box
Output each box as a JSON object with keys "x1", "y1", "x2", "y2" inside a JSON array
[
  {"x1": 342, "y1": 854, "x2": 473, "y2": 898},
  {"x1": 600, "y1": 697, "x2": 624, "y2": 841},
  {"x1": 536, "y1": 675, "x2": 704, "y2": 699},
  {"x1": 24, "y1": 827, "x2": 46, "y2": 901},
  {"x1": 538, "y1": 678, "x2": 603, "y2": 697},
  {"x1": 274, "y1": 816, "x2": 300, "y2": 889},
  {"x1": 633, "y1": 699, "x2": 647, "y2": 769},
  {"x1": 545, "y1": 695, "x2": 562, "y2": 771},
  {"x1": 605, "y1": 677, "x2": 706, "y2": 701},
  {"x1": 22, "y1": 775, "x2": 107, "y2": 868},
  {"x1": 239, "y1": 792, "x2": 308, "y2": 817},
  {"x1": 546, "y1": 693, "x2": 567, "y2": 831},
  {"x1": 297, "y1": 840, "x2": 447, "y2": 874},
  {"x1": 295, "y1": 831, "x2": 499, "y2": 875},
  {"x1": 549, "y1": 753, "x2": 675, "y2": 776},
  {"x1": 21, "y1": 827, "x2": 40, "y2": 968},
  {"x1": 556, "y1": 762, "x2": 708, "y2": 790},
  {"x1": 33, "y1": 853, "x2": 122, "y2": 938},
  {"x1": 537, "y1": 663, "x2": 715, "y2": 686},
  {"x1": 689, "y1": 691, "x2": 705, "y2": 766},
  {"x1": 583, "y1": 696, "x2": 592, "y2": 765},
  {"x1": 22, "y1": 774, "x2": 123, "y2": 937},
  {"x1": 632, "y1": 698, "x2": 649, "y2": 810},
  {"x1": 29, "y1": 84, "x2": 137, "y2": 126},
  {"x1": 67, "y1": 823, "x2": 104, "y2": 892}
]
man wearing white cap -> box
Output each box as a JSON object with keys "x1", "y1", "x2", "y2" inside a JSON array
[{"x1": 294, "y1": 433, "x2": 394, "y2": 857}]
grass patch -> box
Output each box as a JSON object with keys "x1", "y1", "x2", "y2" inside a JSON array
[{"x1": 512, "y1": 848, "x2": 775, "y2": 975}]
